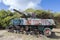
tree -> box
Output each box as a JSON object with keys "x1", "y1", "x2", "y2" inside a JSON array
[
  {"x1": 0, "y1": 10, "x2": 19, "y2": 28},
  {"x1": 25, "y1": 8, "x2": 35, "y2": 12}
]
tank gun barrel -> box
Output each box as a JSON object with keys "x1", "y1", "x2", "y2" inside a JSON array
[
  {"x1": 13, "y1": 9, "x2": 36, "y2": 18},
  {"x1": 13, "y1": 9, "x2": 28, "y2": 17},
  {"x1": 13, "y1": 9, "x2": 32, "y2": 18},
  {"x1": 13, "y1": 9, "x2": 24, "y2": 14}
]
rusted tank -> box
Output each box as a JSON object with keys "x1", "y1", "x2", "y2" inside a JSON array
[{"x1": 8, "y1": 9, "x2": 56, "y2": 36}]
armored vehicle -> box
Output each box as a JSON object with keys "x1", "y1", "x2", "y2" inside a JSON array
[{"x1": 8, "y1": 9, "x2": 56, "y2": 36}]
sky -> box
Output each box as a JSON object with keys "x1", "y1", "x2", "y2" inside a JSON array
[{"x1": 0, "y1": 0, "x2": 60, "y2": 12}]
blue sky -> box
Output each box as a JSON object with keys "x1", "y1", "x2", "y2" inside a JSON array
[
  {"x1": 41, "y1": 0, "x2": 60, "y2": 12},
  {"x1": 0, "y1": 0, "x2": 60, "y2": 12},
  {"x1": 0, "y1": 2, "x2": 9, "y2": 10}
]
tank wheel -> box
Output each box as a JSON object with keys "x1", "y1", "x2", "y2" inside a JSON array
[{"x1": 43, "y1": 28, "x2": 52, "y2": 37}]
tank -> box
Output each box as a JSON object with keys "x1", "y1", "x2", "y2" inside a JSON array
[{"x1": 8, "y1": 9, "x2": 56, "y2": 36}]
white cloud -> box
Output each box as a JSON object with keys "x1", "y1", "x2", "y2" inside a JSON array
[{"x1": 1, "y1": 0, "x2": 42, "y2": 11}]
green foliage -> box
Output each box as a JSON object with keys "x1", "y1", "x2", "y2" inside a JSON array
[
  {"x1": 0, "y1": 8, "x2": 60, "y2": 28},
  {"x1": 25, "y1": 8, "x2": 35, "y2": 12},
  {"x1": 0, "y1": 9, "x2": 21, "y2": 28},
  {"x1": 25, "y1": 9, "x2": 54, "y2": 19}
]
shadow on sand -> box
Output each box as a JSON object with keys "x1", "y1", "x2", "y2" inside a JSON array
[
  {"x1": 0, "y1": 35, "x2": 4, "y2": 38},
  {"x1": 48, "y1": 32, "x2": 60, "y2": 39}
]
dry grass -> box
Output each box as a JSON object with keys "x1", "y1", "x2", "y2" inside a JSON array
[
  {"x1": 52, "y1": 28, "x2": 60, "y2": 32},
  {"x1": 0, "y1": 29, "x2": 60, "y2": 40}
]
